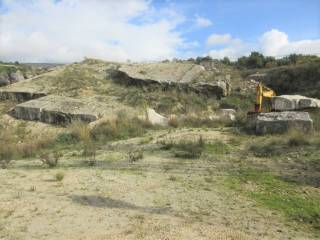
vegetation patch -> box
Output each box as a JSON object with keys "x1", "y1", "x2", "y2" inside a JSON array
[{"x1": 225, "y1": 169, "x2": 320, "y2": 231}]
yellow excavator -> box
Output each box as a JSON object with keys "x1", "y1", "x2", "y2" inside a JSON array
[{"x1": 253, "y1": 82, "x2": 276, "y2": 113}]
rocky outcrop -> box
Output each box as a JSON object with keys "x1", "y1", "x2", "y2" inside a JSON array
[
  {"x1": 0, "y1": 90, "x2": 47, "y2": 102},
  {"x1": 0, "y1": 70, "x2": 25, "y2": 87},
  {"x1": 248, "y1": 111, "x2": 313, "y2": 135},
  {"x1": 9, "y1": 95, "x2": 105, "y2": 124},
  {"x1": 9, "y1": 70, "x2": 25, "y2": 82},
  {"x1": 0, "y1": 72, "x2": 10, "y2": 86},
  {"x1": 145, "y1": 108, "x2": 168, "y2": 126},
  {"x1": 272, "y1": 95, "x2": 320, "y2": 111},
  {"x1": 113, "y1": 62, "x2": 230, "y2": 99}
]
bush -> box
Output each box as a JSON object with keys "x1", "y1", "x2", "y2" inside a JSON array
[
  {"x1": 55, "y1": 172, "x2": 64, "y2": 181},
  {"x1": 39, "y1": 152, "x2": 62, "y2": 167},
  {"x1": 82, "y1": 140, "x2": 96, "y2": 166},
  {"x1": 56, "y1": 132, "x2": 78, "y2": 144},
  {"x1": 69, "y1": 121, "x2": 91, "y2": 142},
  {"x1": 91, "y1": 114, "x2": 148, "y2": 142},
  {"x1": 161, "y1": 137, "x2": 205, "y2": 159},
  {"x1": 287, "y1": 130, "x2": 310, "y2": 147},
  {"x1": 128, "y1": 150, "x2": 144, "y2": 162},
  {"x1": 0, "y1": 129, "x2": 16, "y2": 168}
]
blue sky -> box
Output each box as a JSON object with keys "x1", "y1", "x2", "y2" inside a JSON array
[{"x1": 0, "y1": 0, "x2": 319, "y2": 62}]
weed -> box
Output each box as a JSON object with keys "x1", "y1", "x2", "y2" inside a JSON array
[
  {"x1": 0, "y1": 128, "x2": 16, "y2": 168},
  {"x1": 56, "y1": 132, "x2": 78, "y2": 144},
  {"x1": 69, "y1": 121, "x2": 91, "y2": 142},
  {"x1": 168, "y1": 117, "x2": 179, "y2": 128},
  {"x1": 168, "y1": 175, "x2": 177, "y2": 181},
  {"x1": 39, "y1": 152, "x2": 62, "y2": 167},
  {"x1": 161, "y1": 136, "x2": 205, "y2": 159},
  {"x1": 55, "y1": 172, "x2": 65, "y2": 181},
  {"x1": 128, "y1": 150, "x2": 144, "y2": 162},
  {"x1": 91, "y1": 114, "x2": 148, "y2": 142},
  {"x1": 83, "y1": 141, "x2": 96, "y2": 166}
]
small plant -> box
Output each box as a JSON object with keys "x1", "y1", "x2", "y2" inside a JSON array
[
  {"x1": 168, "y1": 117, "x2": 179, "y2": 128},
  {"x1": 39, "y1": 152, "x2": 62, "y2": 167},
  {"x1": 55, "y1": 172, "x2": 64, "y2": 181},
  {"x1": 161, "y1": 136, "x2": 205, "y2": 159},
  {"x1": 128, "y1": 150, "x2": 144, "y2": 162},
  {"x1": 168, "y1": 175, "x2": 177, "y2": 181},
  {"x1": 83, "y1": 141, "x2": 96, "y2": 166}
]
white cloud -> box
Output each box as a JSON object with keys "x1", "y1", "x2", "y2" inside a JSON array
[
  {"x1": 206, "y1": 29, "x2": 320, "y2": 60},
  {"x1": 206, "y1": 33, "x2": 249, "y2": 59},
  {"x1": 206, "y1": 33, "x2": 233, "y2": 46},
  {"x1": 195, "y1": 16, "x2": 212, "y2": 28},
  {"x1": 260, "y1": 29, "x2": 320, "y2": 57},
  {"x1": 0, "y1": 0, "x2": 187, "y2": 63}
]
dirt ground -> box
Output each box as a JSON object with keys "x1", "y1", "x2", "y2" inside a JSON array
[{"x1": 0, "y1": 129, "x2": 316, "y2": 240}]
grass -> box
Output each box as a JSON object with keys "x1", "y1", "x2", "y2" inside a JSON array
[
  {"x1": 161, "y1": 137, "x2": 205, "y2": 159},
  {"x1": 91, "y1": 113, "x2": 150, "y2": 142},
  {"x1": 249, "y1": 130, "x2": 316, "y2": 158},
  {"x1": 225, "y1": 169, "x2": 320, "y2": 231}
]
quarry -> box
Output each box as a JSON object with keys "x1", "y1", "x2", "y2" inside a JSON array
[{"x1": 0, "y1": 56, "x2": 319, "y2": 240}]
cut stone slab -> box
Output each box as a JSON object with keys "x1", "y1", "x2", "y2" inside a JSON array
[
  {"x1": 272, "y1": 95, "x2": 320, "y2": 111},
  {"x1": 114, "y1": 62, "x2": 230, "y2": 98},
  {"x1": 0, "y1": 90, "x2": 47, "y2": 102},
  {"x1": 9, "y1": 95, "x2": 116, "y2": 124},
  {"x1": 248, "y1": 111, "x2": 313, "y2": 135},
  {"x1": 145, "y1": 108, "x2": 168, "y2": 126}
]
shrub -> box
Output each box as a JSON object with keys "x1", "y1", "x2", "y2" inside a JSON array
[
  {"x1": 56, "y1": 132, "x2": 78, "y2": 144},
  {"x1": 128, "y1": 150, "x2": 144, "y2": 162},
  {"x1": 286, "y1": 130, "x2": 310, "y2": 147},
  {"x1": 39, "y1": 152, "x2": 62, "y2": 168},
  {"x1": 0, "y1": 129, "x2": 16, "y2": 168},
  {"x1": 82, "y1": 140, "x2": 96, "y2": 166},
  {"x1": 69, "y1": 121, "x2": 91, "y2": 142},
  {"x1": 161, "y1": 137, "x2": 205, "y2": 159},
  {"x1": 55, "y1": 172, "x2": 64, "y2": 181},
  {"x1": 91, "y1": 115, "x2": 148, "y2": 142},
  {"x1": 168, "y1": 117, "x2": 179, "y2": 128}
]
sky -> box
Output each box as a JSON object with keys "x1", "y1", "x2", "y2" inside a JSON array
[{"x1": 0, "y1": 0, "x2": 319, "y2": 63}]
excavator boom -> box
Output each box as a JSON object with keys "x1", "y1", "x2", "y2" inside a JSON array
[{"x1": 255, "y1": 82, "x2": 276, "y2": 113}]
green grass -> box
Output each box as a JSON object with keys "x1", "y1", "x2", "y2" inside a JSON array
[
  {"x1": 204, "y1": 141, "x2": 231, "y2": 154},
  {"x1": 226, "y1": 169, "x2": 320, "y2": 231}
]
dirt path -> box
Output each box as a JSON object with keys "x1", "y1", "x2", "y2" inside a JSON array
[{"x1": 0, "y1": 129, "x2": 315, "y2": 240}]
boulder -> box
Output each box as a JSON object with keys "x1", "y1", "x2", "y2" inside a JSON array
[
  {"x1": 272, "y1": 95, "x2": 320, "y2": 111},
  {"x1": 0, "y1": 90, "x2": 47, "y2": 102},
  {"x1": 249, "y1": 111, "x2": 313, "y2": 135},
  {"x1": 146, "y1": 108, "x2": 168, "y2": 126},
  {"x1": 0, "y1": 72, "x2": 10, "y2": 86},
  {"x1": 217, "y1": 109, "x2": 236, "y2": 121},
  {"x1": 9, "y1": 70, "x2": 25, "y2": 82},
  {"x1": 113, "y1": 62, "x2": 230, "y2": 98},
  {"x1": 9, "y1": 95, "x2": 105, "y2": 124}
]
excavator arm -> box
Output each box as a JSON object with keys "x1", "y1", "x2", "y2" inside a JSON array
[{"x1": 255, "y1": 82, "x2": 276, "y2": 112}]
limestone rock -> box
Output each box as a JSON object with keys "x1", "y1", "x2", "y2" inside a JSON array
[
  {"x1": 114, "y1": 62, "x2": 230, "y2": 98},
  {"x1": 0, "y1": 72, "x2": 10, "y2": 86},
  {"x1": 217, "y1": 109, "x2": 236, "y2": 121},
  {"x1": 248, "y1": 111, "x2": 313, "y2": 135},
  {"x1": 0, "y1": 90, "x2": 47, "y2": 102},
  {"x1": 146, "y1": 108, "x2": 168, "y2": 126},
  {"x1": 10, "y1": 95, "x2": 104, "y2": 124},
  {"x1": 272, "y1": 95, "x2": 320, "y2": 111}
]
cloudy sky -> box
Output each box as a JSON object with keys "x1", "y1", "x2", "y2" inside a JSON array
[{"x1": 0, "y1": 0, "x2": 319, "y2": 62}]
